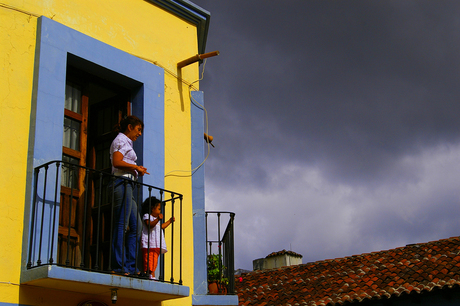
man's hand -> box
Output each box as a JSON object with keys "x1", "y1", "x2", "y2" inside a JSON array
[{"x1": 137, "y1": 166, "x2": 150, "y2": 176}]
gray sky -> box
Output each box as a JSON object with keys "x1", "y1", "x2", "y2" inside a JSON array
[{"x1": 191, "y1": 0, "x2": 460, "y2": 270}]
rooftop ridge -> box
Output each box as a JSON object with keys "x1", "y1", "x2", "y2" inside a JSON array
[{"x1": 237, "y1": 236, "x2": 460, "y2": 305}]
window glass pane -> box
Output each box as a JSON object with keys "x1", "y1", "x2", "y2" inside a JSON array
[
  {"x1": 61, "y1": 155, "x2": 79, "y2": 189},
  {"x1": 95, "y1": 139, "x2": 112, "y2": 171},
  {"x1": 63, "y1": 117, "x2": 81, "y2": 151},
  {"x1": 65, "y1": 84, "x2": 73, "y2": 111},
  {"x1": 65, "y1": 82, "x2": 82, "y2": 114}
]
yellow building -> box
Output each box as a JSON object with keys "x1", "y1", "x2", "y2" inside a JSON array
[{"x1": 0, "y1": 1, "x2": 237, "y2": 305}]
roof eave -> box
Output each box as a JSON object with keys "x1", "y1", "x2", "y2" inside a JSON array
[{"x1": 146, "y1": 0, "x2": 210, "y2": 55}]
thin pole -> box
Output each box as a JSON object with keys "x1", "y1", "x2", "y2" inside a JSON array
[
  {"x1": 80, "y1": 168, "x2": 90, "y2": 269},
  {"x1": 217, "y1": 212, "x2": 222, "y2": 292},
  {"x1": 121, "y1": 180, "x2": 127, "y2": 273},
  {"x1": 108, "y1": 176, "x2": 115, "y2": 271},
  {"x1": 27, "y1": 168, "x2": 40, "y2": 269},
  {"x1": 135, "y1": 182, "x2": 141, "y2": 275},
  {"x1": 179, "y1": 195, "x2": 183, "y2": 285},
  {"x1": 159, "y1": 194, "x2": 165, "y2": 281},
  {"x1": 66, "y1": 165, "x2": 75, "y2": 266},
  {"x1": 147, "y1": 188, "x2": 152, "y2": 277},
  {"x1": 94, "y1": 172, "x2": 103, "y2": 270},
  {"x1": 177, "y1": 51, "x2": 220, "y2": 69},
  {"x1": 49, "y1": 162, "x2": 60, "y2": 264},
  {"x1": 37, "y1": 165, "x2": 49, "y2": 266},
  {"x1": 170, "y1": 195, "x2": 175, "y2": 283},
  {"x1": 66, "y1": 165, "x2": 76, "y2": 266}
]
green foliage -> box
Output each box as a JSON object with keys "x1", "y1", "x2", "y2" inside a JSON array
[
  {"x1": 207, "y1": 254, "x2": 222, "y2": 282},
  {"x1": 207, "y1": 254, "x2": 229, "y2": 294},
  {"x1": 207, "y1": 254, "x2": 229, "y2": 283}
]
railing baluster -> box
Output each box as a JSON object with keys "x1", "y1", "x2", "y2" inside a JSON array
[
  {"x1": 217, "y1": 212, "x2": 222, "y2": 292},
  {"x1": 80, "y1": 168, "x2": 90, "y2": 268},
  {"x1": 49, "y1": 162, "x2": 60, "y2": 264},
  {"x1": 146, "y1": 188, "x2": 153, "y2": 278},
  {"x1": 37, "y1": 165, "x2": 49, "y2": 266},
  {"x1": 108, "y1": 176, "x2": 115, "y2": 271},
  {"x1": 121, "y1": 180, "x2": 127, "y2": 274},
  {"x1": 170, "y1": 195, "x2": 175, "y2": 283},
  {"x1": 27, "y1": 168, "x2": 40, "y2": 269},
  {"x1": 159, "y1": 190, "x2": 164, "y2": 281},
  {"x1": 66, "y1": 165, "x2": 75, "y2": 266},
  {"x1": 229, "y1": 213, "x2": 235, "y2": 294},
  {"x1": 205, "y1": 212, "x2": 208, "y2": 256},
  {"x1": 94, "y1": 172, "x2": 103, "y2": 270},
  {"x1": 179, "y1": 195, "x2": 183, "y2": 285},
  {"x1": 159, "y1": 195, "x2": 165, "y2": 282},
  {"x1": 135, "y1": 181, "x2": 141, "y2": 275}
]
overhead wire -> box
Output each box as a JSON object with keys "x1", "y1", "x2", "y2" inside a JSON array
[
  {"x1": 1, "y1": 3, "x2": 199, "y2": 89},
  {"x1": 164, "y1": 58, "x2": 211, "y2": 178},
  {"x1": 2, "y1": 2, "x2": 212, "y2": 178}
]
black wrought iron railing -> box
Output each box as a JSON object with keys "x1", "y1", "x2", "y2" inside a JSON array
[
  {"x1": 206, "y1": 211, "x2": 235, "y2": 295},
  {"x1": 27, "y1": 160, "x2": 183, "y2": 285}
]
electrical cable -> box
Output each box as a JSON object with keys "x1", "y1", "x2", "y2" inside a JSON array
[
  {"x1": 0, "y1": 3, "x2": 40, "y2": 18},
  {"x1": 1, "y1": 3, "x2": 199, "y2": 90},
  {"x1": 164, "y1": 59, "x2": 212, "y2": 178},
  {"x1": 2, "y1": 2, "x2": 212, "y2": 178}
]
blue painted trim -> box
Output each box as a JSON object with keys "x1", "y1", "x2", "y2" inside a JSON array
[
  {"x1": 22, "y1": 265, "x2": 189, "y2": 297},
  {"x1": 192, "y1": 294, "x2": 239, "y2": 306},
  {"x1": 147, "y1": 0, "x2": 210, "y2": 54},
  {"x1": 0, "y1": 303, "x2": 32, "y2": 306},
  {"x1": 191, "y1": 91, "x2": 207, "y2": 295},
  {"x1": 24, "y1": 16, "x2": 165, "y2": 287},
  {"x1": 190, "y1": 92, "x2": 238, "y2": 305},
  {"x1": 30, "y1": 16, "x2": 164, "y2": 187}
]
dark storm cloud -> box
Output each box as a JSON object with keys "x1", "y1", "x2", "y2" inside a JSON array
[
  {"x1": 191, "y1": 0, "x2": 460, "y2": 269},
  {"x1": 196, "y1": 1, "x2": 460, "y2": 183}
]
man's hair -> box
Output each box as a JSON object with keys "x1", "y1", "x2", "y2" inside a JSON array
[{"x1": 113, "y1": 115, "x2": 144, "y2": 134}]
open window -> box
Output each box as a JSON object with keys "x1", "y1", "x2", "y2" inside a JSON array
[
  {"x1": 23, "y1": 17, "x2": 175, "y2": 297},
  {"x1": 58, "y1": 65, "x2": 132, "y2": 268}
]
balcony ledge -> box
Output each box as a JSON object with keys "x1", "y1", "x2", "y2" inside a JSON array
[
  {"x1": 21, "y1": 265, "x2": 189, "y2": 302},
  {"x1": 192, "y1": 294, "x2": 239, "y2": 306}
]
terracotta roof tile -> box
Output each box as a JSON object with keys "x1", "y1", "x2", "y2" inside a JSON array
[{"x1": 235, "y1": 236, "x2": 460, "y2": 305}]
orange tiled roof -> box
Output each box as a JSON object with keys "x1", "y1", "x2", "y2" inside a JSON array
[{"x1": 236, "y1": 236, "x2": 460, "y2": 306}]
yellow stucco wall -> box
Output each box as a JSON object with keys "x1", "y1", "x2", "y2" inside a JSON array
[
  {"x1": 1, "y1": 0, "x2": 200, "y2": 305},
  {"x1": 0, "y1": 6, "x2": 37, "y2": 304}
]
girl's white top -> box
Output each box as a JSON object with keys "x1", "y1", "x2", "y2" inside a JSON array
[{"x1": 141, "y1": 214, "x2": 167, "y2": 253}]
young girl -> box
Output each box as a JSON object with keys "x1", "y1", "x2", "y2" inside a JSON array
[{"x1": 141, "y1": 196, "x2": 175, "y2": 280}]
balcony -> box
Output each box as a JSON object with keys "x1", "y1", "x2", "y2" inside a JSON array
[
  {"x1": 23, "y1": 160, "x2": 189, "y2": 300},
  {"x1": 206, "y1": 211, "x2": 236, "y2": 295}
]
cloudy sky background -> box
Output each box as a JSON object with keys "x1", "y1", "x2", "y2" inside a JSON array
[{"x1": 191, "y1": 0, "x2": 460, "y2": 270}]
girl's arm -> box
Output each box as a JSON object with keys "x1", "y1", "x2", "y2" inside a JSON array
[
  {"x1": 161, "y1": 217, "x2": 175, "y2": 229},
  {"x1": 144, "y1": 215, "x2": 161, "y2": 228}
]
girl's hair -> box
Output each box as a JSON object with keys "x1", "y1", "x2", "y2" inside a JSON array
[
  {"x1": 113, "y1": 115, "x2": 144, "y2": 134},
  {"x1": 142, "y1": 196, "x2": 161, "y2": 215}
]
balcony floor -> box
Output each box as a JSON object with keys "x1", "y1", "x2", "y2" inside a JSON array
[{"x1": 21, "y1": 265, "x2": 189, "y2": 302}]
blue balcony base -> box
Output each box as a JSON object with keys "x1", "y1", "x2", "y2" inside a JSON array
[
  {"x1": 192, "y1": 294, "x2": 239, "y2": 305},
  {"x1": 21, "y1": 265, "x2": 189, "y2": 302}
]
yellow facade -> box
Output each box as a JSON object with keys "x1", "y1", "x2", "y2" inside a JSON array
[
  {"x1": 0, "y1": 5, "x2": 37, "y2": 303},
  {"x1": 0, "y1": 1, "x2": 236, "y2": 305}
]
